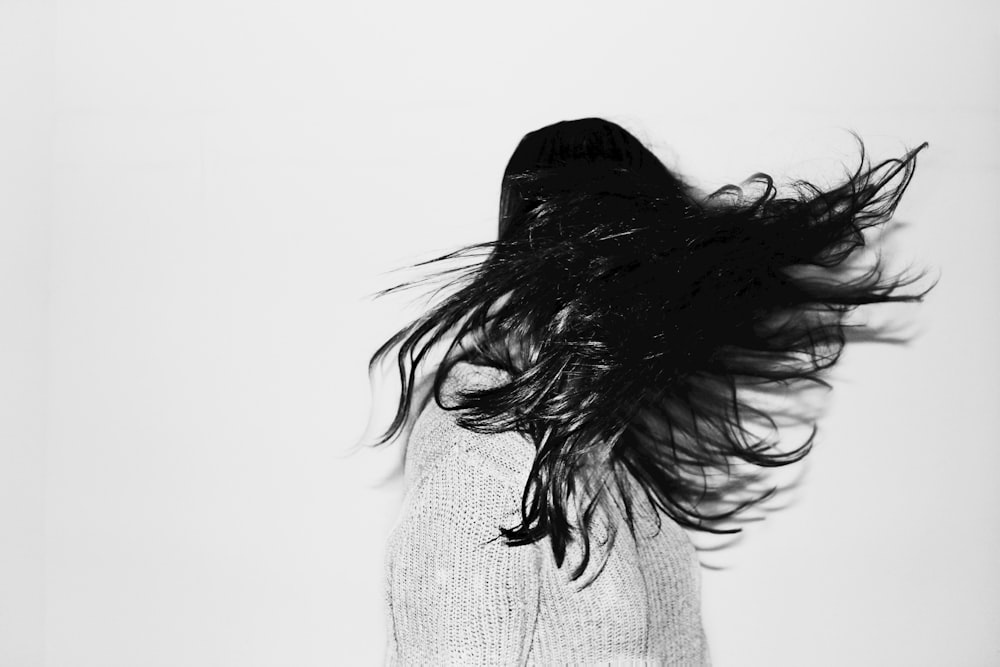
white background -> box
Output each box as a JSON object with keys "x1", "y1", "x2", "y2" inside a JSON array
[{"x1": 2, "y1": 1, "x2": 998, "y2": 665}]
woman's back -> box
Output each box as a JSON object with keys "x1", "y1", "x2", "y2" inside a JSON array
[{"x1": 383, "y1": 361, "x2": 711, "y2": 665}]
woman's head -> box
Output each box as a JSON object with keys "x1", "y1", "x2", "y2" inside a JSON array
[
  {"x1": 498, "y1": 118, "x2": 683, "y2": 239},
  {"x1": 368, "y1": 119, "x2": 932, "y2": 582}
]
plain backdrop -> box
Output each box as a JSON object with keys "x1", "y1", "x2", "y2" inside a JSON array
[{"x1": 2, "y1": 0, "x2": 998, "y2": 665}]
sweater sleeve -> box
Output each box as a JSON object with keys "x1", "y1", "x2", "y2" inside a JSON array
[{"x1": 385, "y1": 442, "x2": 541, "y2": 666}]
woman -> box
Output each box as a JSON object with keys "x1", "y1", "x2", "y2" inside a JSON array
[{"x1": 366, "y1": 118, "x2": 933, "y2": 665}]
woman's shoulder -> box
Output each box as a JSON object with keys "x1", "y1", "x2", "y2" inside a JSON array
[{"x1": 403, "y1": 361, "x2": 535, "y2": 490}]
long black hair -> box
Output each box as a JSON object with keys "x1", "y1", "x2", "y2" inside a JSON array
[{"x1": 366, "y1": 117, "x2": 935, "y2": 582}]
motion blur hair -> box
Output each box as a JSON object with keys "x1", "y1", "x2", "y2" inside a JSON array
[{"x1": 367, "y1": 117, "x2": 934, "y2": 582}]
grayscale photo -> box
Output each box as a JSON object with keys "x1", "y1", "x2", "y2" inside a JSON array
[{"x1": 2, "y1": 1, "x2": 997, "y2": 666}]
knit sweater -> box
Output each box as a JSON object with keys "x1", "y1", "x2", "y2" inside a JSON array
[{"x1": 382, "y1": 361, "x2": 711, "y2": 665}]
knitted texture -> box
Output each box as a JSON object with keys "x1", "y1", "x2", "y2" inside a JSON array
[{"x1": 383, "y1": 362, "x2": 711, "y2": 666}]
